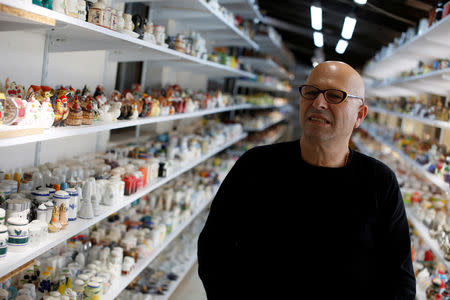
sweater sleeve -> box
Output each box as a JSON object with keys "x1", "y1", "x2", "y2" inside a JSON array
[
  {"x1": 197, "y1": 150, "x2": 253, "y2": 299},
  {"x1": 379, "y1": 170, "x2": 416, "y2": 299}
]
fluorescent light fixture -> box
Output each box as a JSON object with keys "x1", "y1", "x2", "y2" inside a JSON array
[
  {"x1": 312, "y1": 61, "x2": 319, "y2": 67},
  {"x1": 313, "y1": 32, "x2": 324, "y2": 47},
  {"x1": 335, "y1": 39, "x2": 348, "y2": 54},
  {"x1": 354, "y1": 0, "x2": 367, "y2": 4},
  {"x1": 310, "y1": 5, "x2": 322, "y2": 30},
  {"x1": 341, "y1": 16, "x2": 357, "y2": 39}
]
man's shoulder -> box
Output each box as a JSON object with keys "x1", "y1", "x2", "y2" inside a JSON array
[{"x1": 352, "y1": 150, "x2": 397, "y2": 179}]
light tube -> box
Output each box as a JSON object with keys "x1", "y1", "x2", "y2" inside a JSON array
[
  {"x1": 341, "y1": 16, "x2": 357, "y2": 40},
  {"x1": 310, "y1": 5, "x2": 322, "y2": 30},
  {"x1": 313, "y1": 32, "x2": 324, "y2": 47},
  {"x1": 335, "y1": 39, "x2": 348, "y2": 54},
  {"x1": 354, "y1": 0, "x2": 367, "y2": 4}
]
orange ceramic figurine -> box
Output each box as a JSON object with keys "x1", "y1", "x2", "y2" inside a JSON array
[
  {"x1": 66, "y1": 96, "x2": 83, "y2": 126},
  {"x1": 48, "y1": 206, "x2": 62, "y2": 233},
  {"x1": 59, "y1": 203, "x2": 68, "y2": 230}
]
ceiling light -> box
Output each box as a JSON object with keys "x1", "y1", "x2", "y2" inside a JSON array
[
  {"x1": 310, "y1": 5, "x2": 322, "y2": 30},
  {"x1": 313, "y1": 32, "x2": 323, "y2": 47},
  {"x1": 312, "y1": 61, "x2": 319, "y2": 67},
  {"x1": 341, "y1": 16, "x2": 357, "y2": 39},
  {"x1": 335, "y1": 39, "x2": 348, "y2": 54},
  {"x1": 354, "y1": 0, "x2": 367, "y2": 4}
]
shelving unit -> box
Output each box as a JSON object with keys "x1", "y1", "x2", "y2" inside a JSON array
[
  {"x1": 155, "y1": 254, "x2": 198, "y2": 300},
  {"x1": 218, "y1": 0, "x2": 263, "y2": 21},
  {"x1": 368, "y1": 106, "x2": 450, "y2": 130},
  {"x1": 0, "y1": 0, "x2": 256, "y2": 78},
  {"x1": 235, "y1": 80, "x2": 291, "y2": 93},
  {"x1": 367, "y1": 67, "x2": 450, "y2": 97},
  {"x1": 0, "y1": 104, "x2": 251, "y2": 147},
  {"x1": 254, "y1": 27, "x2": 296, "y2": 69},
  {"x1": 239, "y1": 57, "x2": 294, "y2": 80},
  {"x1": 363, "y1": 15, "x2": 450, "y2": 79},
  {"x1": 106, "y1": 196, "x2": 212, "y2": 299},
  {"x1": 360, "y1": 123, "x2": 450, "y2": 194},
  {"x1": 146, "y1": 0, "x2": 259, "y2": 50},
  {"x1": 244, "y1": 117, "x2": 285, "y2": 132},
  {"x1": 0, "y1": 133, "x2": 246, "y2": 278}
]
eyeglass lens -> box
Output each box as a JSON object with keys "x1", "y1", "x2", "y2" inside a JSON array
[{"x1": 300, "y1": 85, "x2": 346, "y2": 104}]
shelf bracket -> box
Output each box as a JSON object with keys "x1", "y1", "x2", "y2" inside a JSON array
[
  {"x1": 41, "y1": 30, "x2": 52, "y2": 85},
  {"x1": 34, "y1": 141, "x2": 41, "y2": 167},
  {"x1": 135, "y1": 125, "x2": 141, "y2": 143}
]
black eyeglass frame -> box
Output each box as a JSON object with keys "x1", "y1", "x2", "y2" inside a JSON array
[{"x1": 298, "y1": 84, "x2": 364, "y2": 105}]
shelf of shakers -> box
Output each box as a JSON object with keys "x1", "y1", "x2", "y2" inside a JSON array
[
  {"x1": 363, "y1": 5, "x2": 450, "y2": 79},
  {"x1": 5, "y1": 0, "x2": 258, "y2": 50},
  {"x1": 240, "y1": 110, "x2": 285, "y2": 132},
  {"x1": 0, "y1": 80, "x2": 266, "y2": 146},
  {"x1": 352, "y1": 130, "x2": 450, "y2": 270},
  {"x1": 0, "y1": 2, "x2": 256, "y2": 81},
  {"x1": 409, "y1": 224, "x2": 450, "y2": 300},
  {"x1": 235, "y1": 78, "x2": 292, "y2": 93},
  {"x1": 0, "y1": 157, "x2": 231, "y2": 300},
  {"x1": 359, "y1": 122, "x2": 450, "y2": 194},
  {"x1": 238, "y1": 56, "x2": 295, "y2": 81},
  {"x1": 115, "y1": 215, "x2": 205, "y2": 300},
  {"x1": 219, "y1": 0, "x2": 264, "y2": 23},
  {"x1": 0, "y1": 122, "x2": 245, "y2": 278},
  {"x1": 366, "y1": 65, "x2": 450, "y2": 98}
]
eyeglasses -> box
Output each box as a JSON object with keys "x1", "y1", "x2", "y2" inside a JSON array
[{"x1": 298, "y1": 84, "x2": 364, "y2": 104}]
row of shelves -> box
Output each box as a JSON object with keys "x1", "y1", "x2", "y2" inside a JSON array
[
  {"x1": 0, "y1": 103, "x2": 277, "y2": 148},
  {"x1": 239, "y1": 57, "x2": 294, "y2": 81},
  {"x1": 363, "y1": 15, "x2": 450, "y2": 79},
  {"x1": 0, "y1": 133, "x2": 247, "y2": 279},
  {"x1": 366, "y1": 67, "x2": 450, "y2": 97},
  {"x1": 105, "y1": 196, "x2": 212, "y2": 299},
  {"x1": 244, "y1": 116, "x2": 285, "y2": 132},
  {"x1": 0, "y1": 0, "x2": 256, "y2": 78},
  {"x1": 368, "y1": 106, "x2": 450, "y2": 131},
  {"x1": 235, "y1": 80, "x2": 292, "y2": 93},
  {"x1": 351, "y1": 131, "x2": 450, "y2": 271}
]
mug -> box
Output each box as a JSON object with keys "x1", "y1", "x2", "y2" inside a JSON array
[
  {"x1": 0, "y1": 225, "x2": 8, "y2": 258},
  {"x1": 7, "y1": 217, "x2": 29, "y2": 251}
]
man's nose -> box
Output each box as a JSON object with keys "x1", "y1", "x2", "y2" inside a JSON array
[{"x1": 312, "y1": 93, "x2": 328, "y2": 110}]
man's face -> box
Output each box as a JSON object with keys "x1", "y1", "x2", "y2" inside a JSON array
[{"x1": 299, "y1": 62, "x2": 366, "y2": 143}]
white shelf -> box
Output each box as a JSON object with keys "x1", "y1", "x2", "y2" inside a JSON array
[
  {"x1": 0, "y1": 105, "x2": 252, "y2": 147},
  {"x1": 146, "y1": 0, "x2": 259, "y2": 50},
  {"x1": 106, "y1": 196, "x2": 212, "y2": 299},
  {"x1": 218, "y1": 0, "x2": 263, "y2": 20},
  {"x1": 367, "y1": 68, "x2": 450, "y2": 97},
  {"x1": 254, "y1": 27, "x2": 296, "y2": 68},
  {"x1": 368, "y1": 106, "x2": 450, "y2": 130},
  {"x1": 239, "y1": 57, "x2": 294, "y2": 80},
  {"x1": 0, "y1": 0, "x2": 256, "y2": 78},
  {"x1": 244, "y1": 117, "x2": 285, "y2": 132},
  {"x1": 236, "y1": 80, "x2": 292, "y2": 92},
  {"x1": 360, "y1": 124, "x2": 450, "y2": 194},
  {"x1": 406, "y1": 207, "x2": 450, "y2": 271},
  {"x1": 155, "y1": 254, "x2": 198, "y2": 300},
  {"x1": 363, "y1": 15, "x2": 450, "y2": 79},
  {"x1": 0, "y1": 133, "x2": 246, "y2": 278}
]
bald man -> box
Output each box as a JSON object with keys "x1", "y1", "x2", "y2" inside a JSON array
[{"x1": 198, "y1": 61, "x2": 415, "y2": 299}]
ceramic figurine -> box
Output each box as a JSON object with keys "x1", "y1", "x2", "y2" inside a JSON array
[
  {"x1": 81, "y1": 96, "x2": 94, "y2": 125},
  {"x1": 129, "y1": 103, "x2": 139, "y2": 120},
  {"x1": 116, "y1": 10, "x2": 125, "y2": 32},
  {"x1": 143, "y1": 21, "x2": 156, "y2": 43},
  {"x1": 39, "y1": 97, "x2": 55, "y2": 128},
  {"x1": 36, "y1": 204, "x2": 47, "y2": 223},
  {"x1": 66, "y1": 0, "x2": 78, "y2": 17},
  {"x1": 52, "y1": 0, "x2": 65, "y2": 14},
  {"x1": 87, "y1": 0, "x2": 105, "y2": 26},
  {"x1": 77, "y1": 0, "x2": 86, "y2": 20},
  {"x1": 52, "y1": 94, "x2": 68, "y2": 127},
  {"x1": 5, "y1": 78, "x2": 25, "y2": 99},
  {"x1": 66, "y1": 96, "x2": 83, "y2": 126},
  {"x1": 22, "y1": 97, "x2": 41, "y2": 126},
  {"x1": 48, "y1": 206, "x2": 62, "y2": 233},
  {"x1": 154, "y1": 25, "x2": 167, "y2": 46},
  {"x1": 174, "y1": 34, "x2": 186, "y2": 53},
  {"x1": 0, "y1": 225, "x2": 8, "y2": 259},
  {"x1": 132, "y1": 14, "x2": 145, "y2": 39},
  {"x1": 102, "y1": 6, "x2": 112, "y2": 29},
  {"x1": 59, "y1": 204, "x2": 68, "y2": 230}
]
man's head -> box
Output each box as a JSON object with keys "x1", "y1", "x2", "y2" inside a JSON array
[{"x1": 299, "y1": 61, "x2": 367, "y2": 145}]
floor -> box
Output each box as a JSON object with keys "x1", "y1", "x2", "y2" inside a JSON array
[{"x1": 170, "y1": 262, "x2": 207, "y2": 300}]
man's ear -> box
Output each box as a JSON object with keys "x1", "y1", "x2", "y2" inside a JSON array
[{"x1": 354, "y1": 105, "x2": 368, "y2": 128}]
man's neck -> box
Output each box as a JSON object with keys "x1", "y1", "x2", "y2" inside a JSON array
[{"x1": 299, "y1": 137, "x2": 350, "y2": 168}]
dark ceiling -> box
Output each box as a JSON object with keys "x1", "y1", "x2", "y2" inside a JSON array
[{"x1": 258, "y1": 0, "x2": 437, "y2": 71}]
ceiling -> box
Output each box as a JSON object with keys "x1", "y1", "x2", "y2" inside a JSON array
[{"x1": 258, "y1": 0, "x2": 437, "y2": 71}]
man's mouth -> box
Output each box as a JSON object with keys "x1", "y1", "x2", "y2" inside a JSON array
[{"x1": 308, "y1": 116, "x2": 331, "y2": 124}]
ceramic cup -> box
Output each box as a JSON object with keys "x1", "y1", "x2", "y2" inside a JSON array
[
  {"x1": 28, "y1": 223, "x2": 42, "y2": 247},
  {"x1": 31, "y1": 189, "x2": 50, "y2": 204},
  {"x1": 65, "y1": 188, "x2": 78, "y2": 221},
  {"x1": 0, "y1": 208, "x2": 5, "y2": 225},
  {"x1": 0, "y1": 225, "x2": 8, "y2": 259},
  {"x1": 44, "y1": 201, "x2": 54, "y2": 223},
  {"x1": 7, "y1": 217, "x2": 29, "y2": 251}
]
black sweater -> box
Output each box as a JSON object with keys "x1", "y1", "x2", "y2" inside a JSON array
[{"x1": 198, "y1": 140, "x2": 415, "y2": 299}]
